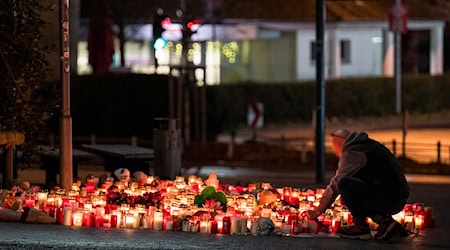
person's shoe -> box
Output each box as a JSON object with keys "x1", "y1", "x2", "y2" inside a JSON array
[
  {"x1": 336, "y1": 224, "x2": 372, "y2": 240},
  {"x1": 374, "y1": 216, "x2": 410, "y2": 241}
]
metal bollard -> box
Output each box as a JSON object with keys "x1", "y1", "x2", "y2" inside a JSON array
[
  {"x1": 437, "y1": 141, "x2": 441, "y2": 164},
  {"x1": 153, "y1": 118, "x2": 182, "y2": 180}
]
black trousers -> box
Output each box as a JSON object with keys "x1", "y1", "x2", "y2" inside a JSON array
[{"x1": 337, "y1": 176, "x2": 407, "y2": 224}]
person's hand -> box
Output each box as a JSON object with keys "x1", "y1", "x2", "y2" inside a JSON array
[{"x1": 304, "y1": 209, "x2": 321, "y2": 220}]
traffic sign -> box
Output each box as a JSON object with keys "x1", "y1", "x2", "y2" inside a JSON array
[
  {"x1": 247, "y1": 102, "x2": 264, "y2": 128},
  {"x1": 389, "y1": 3, "x2": 408, "y2": 33}
]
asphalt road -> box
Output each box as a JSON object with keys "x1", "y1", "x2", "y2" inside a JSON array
[
  {"x1": 3, "y1": 127, "x2": 450, "y2": 249},
  {"x1": 0, "y1": 182, "x2": 449, "y2": 250}
]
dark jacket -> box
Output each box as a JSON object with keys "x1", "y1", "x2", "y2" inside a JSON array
[{"x1": 317, "y1": 131, "x2": 410, "y2": 213}]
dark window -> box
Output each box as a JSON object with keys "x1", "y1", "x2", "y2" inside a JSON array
[
  {"x1": 341, "y1": 40, "x2": 351, "y2": 64},
  {"x1": 310, "y1": 41, "x2": 316, "y2": 61}
]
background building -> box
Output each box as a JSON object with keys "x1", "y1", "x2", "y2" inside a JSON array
[{"x1": 67, "y1": 0, "x2": 450, "y2": 84}]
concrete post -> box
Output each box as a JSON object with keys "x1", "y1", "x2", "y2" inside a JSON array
[
  {"x1": 0, "y1": 131, "x2": 24, "y2": 189},
  {"x1": 4, "y1": 145, "x2": 14, "y2": 189},
  {"x1": 153, "y1": 118, "x2": 182, "y2": 180}
]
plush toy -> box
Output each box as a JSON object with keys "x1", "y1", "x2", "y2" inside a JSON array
[
  {"x1": 114, "y1": 168, "x2": 131, "y2": 187},
  {"x1": 133, "y1": 171, "x2": 148, "y2": 186}
]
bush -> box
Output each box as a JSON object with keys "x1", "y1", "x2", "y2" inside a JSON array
[{"x1": 57, "y1": 73, "x2": 450, "y2": 141}]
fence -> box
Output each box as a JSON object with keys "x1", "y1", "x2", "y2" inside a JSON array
[
  {"x1": 66, "y1": 134, "x2": 450, "y2": 165},
  {"x1": 256, "y1": 134, "x2": 450, "y2": 165},
  {"x1": 387, "y1": 140, "x2": 450, "y2": 165}
]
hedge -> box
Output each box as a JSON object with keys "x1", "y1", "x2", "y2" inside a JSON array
[{"x1": 47, "y1": 73, "x2": 450, "y2": 140}]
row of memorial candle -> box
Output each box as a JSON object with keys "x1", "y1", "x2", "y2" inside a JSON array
[
  {"x1": 23, "y1": 175, "x2": 434, "y2": 235},
  {"x1": 390, "y1": 203, "x2": 434, "y2": 232},
  {"x1": 281, "y1": 187, "x2": 325, "y2": 207}
]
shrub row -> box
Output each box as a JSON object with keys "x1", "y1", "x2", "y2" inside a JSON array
[{"x1": 53, "y1": 73, "x2": 450, "y2": 140}]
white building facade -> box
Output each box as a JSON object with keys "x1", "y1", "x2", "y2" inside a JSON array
[{"x1": 76, "y1": 19, "x2": 445, "y2": 84}]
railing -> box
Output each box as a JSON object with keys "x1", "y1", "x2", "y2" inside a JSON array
[
  {"x1": 254, "y1": 134, "x2": 450, "y2": 165},
  {"x1": 68, "y1": 134, "x2": 449, "y2": 165},
  {"x1": 387, "y1": 140, "x2": 450, "y2": 164}
]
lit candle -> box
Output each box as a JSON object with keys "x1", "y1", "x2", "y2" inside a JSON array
[
  {"x1": 332, "y1": 218, "x2": 341, "y2": 232},
  {"x1": 73, "y1": 210, "x2": 83, "y2": 227},
  {"x1": 47, "y1": 194, "x2": 55, "y2": 207},
  {"x1": 147, "y1": 176, "x2": 155, "y2": 185},
  {"x1": 415, "y1": 213, "x2": 424, "y2": 229},
  {"x1": 215, "y1": 214, "x2": 223, "y2": 233},
  {"x1": 110, "y1": 214, "x2": 118, "y2": 228},
  {"x1": 307, "y1": 194, "x2": 315, "y2": 202},
  {"x1": 103, "y1": 214, "x2": 111, "y2": 228},
  {"x1": 240, "y1": 216, "x2": 248, "y2": 235},
  {"x1": 248, "y1": 183, "x2": 256, "y2": 192},
  {"x1": 290, "y1": 189, "x2": 299, "y2": 207},
  {"x1": 25, "y1": 194, "x2": 35, "y2": 207},
  {"x1": 125, "y1": 213, "x2": 136, "y2": 229},
  {"x1": 84, "y1": 202, "x2": 93, "y2": 211},
  {"x1": 165, "y1": 217, "x2": 174, "y2": 231},
  {"x1": 190, "y1": 218, "x2": 199, "y2": 233},
  {"x1": 210, "y1": 220, "x2": 218, "y2": 234},
  {"x1": 153, "y1": 211, "x2": 163, "y2": 231},
  {"x1": 283, "y1": 187, "x2": 291, "y2": 203},
  {"x1": 63, "y1": 206, "x2": 72, "y2": 226},
  {"x1": 143, "y1": 215, "x2": 152, "y2": 229},
  {"x1": 55, "y1": 196, "x2": 63, "y2": 208},
  {"x1": 200, "y1": 219, "x2": 209, "y2": 233},
  {"x1": 302, "y1": 218, "x2": 310, "y2": 233},
  {"x1": 36, "y1": 191, "x2": 48, "y2": 210},
  {"x1": 315, "y1": 188, "x2": 325, "y2": 199},
  {"x1": 342, "y1": 210, "x2": 350, "y2": 225}
]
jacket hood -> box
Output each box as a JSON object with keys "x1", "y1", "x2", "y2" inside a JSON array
[{"x1": 343, "y1": 131, "x2": 369, "y2": 150}]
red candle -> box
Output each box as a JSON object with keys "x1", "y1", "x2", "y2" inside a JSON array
[
  {"x1": 287, "y1": 213, "x2": 298, "y2": 225},
  {"x1": 95, "y1": 215, "x2": 103, "y2": 227},
  {"x1": 347, "y1": 213, "x2": 353, "y2": 225},
  {"x1": 62, "y1": 198, "x2": 70, "y2": 207},
  {"x1": 301, "y1": 218, "x2": 310, "y2": 233},
  {"x1": 82, "y1": 212, "x2": 90, "y2": 227},
  {"x1": 110, "y1": 214, "x2": 118, "y2": 228},
  {"x1": 25, "y1": 196, "x2": 35, "y2": 207},
  {"x1": 222, "y1": 216, "x2": 231, "y2": 234},
  {"x1": 210, "y1": 220, "x2": 218, "y2": 234},
  {"x1": 423, "y1": 206, "x2": 433, "y2": 228},
  {"x1": 56, "y1": 208, "x2": 64, "y2": 224},
  {"x1": 290, "y1": 189, "x2": 299, "y2": 207},
  {"x1": 86, "y1": 180, "x2": 95, "y2": 193},
  {"x1": 90, "y1": 213, "x2": 96, "y2": 227},
  {"x1": 291, "y1": 219, "x2": 300, "y2": 235},
  {"x1": 283, "y1": 187, "x2": 291, "y2": 203},
  {"x1": 332, "y1": 219, "x2": 341, "y2": 232}
]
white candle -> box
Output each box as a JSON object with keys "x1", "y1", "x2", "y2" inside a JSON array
[
  {"x1": 125, "y1": 213, "x2": 136, "y2": 229},
  {"x1": 143, "y1": 215, "x2": 152, "y2": 229},
  {"x1": 166, "y1": 219, "x2": 173, "y2": 231},
  {"x1": 37, "y1": 191, "x2": 48, "y2": 209},
  {"x1": 231, "y1": 216, "x2": 241, "y2": 235},
  {"x1": 73, "y1": 211, "x2": 83, "y2": 227},
  {"x1": 63, "y1": 206, "x2": 72, "y2": 226},
  {"x1": 153, "y1": 211, "x2": 163, "y2": 231},
  {"x1": 200, "y1": 220, "x2": 209, "y2": 233},
  {"x1": 241, "y1": 216, "x2": 248, "y2": 235}
]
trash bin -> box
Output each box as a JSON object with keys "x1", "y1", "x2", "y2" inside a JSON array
[{"x1": 153, "y1": 118, "x2": 182, "y2": 180}]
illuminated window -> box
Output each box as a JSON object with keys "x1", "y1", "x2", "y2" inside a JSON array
[{"x1": 222, "y1": 41, "x2": 239, "y2": 64}]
